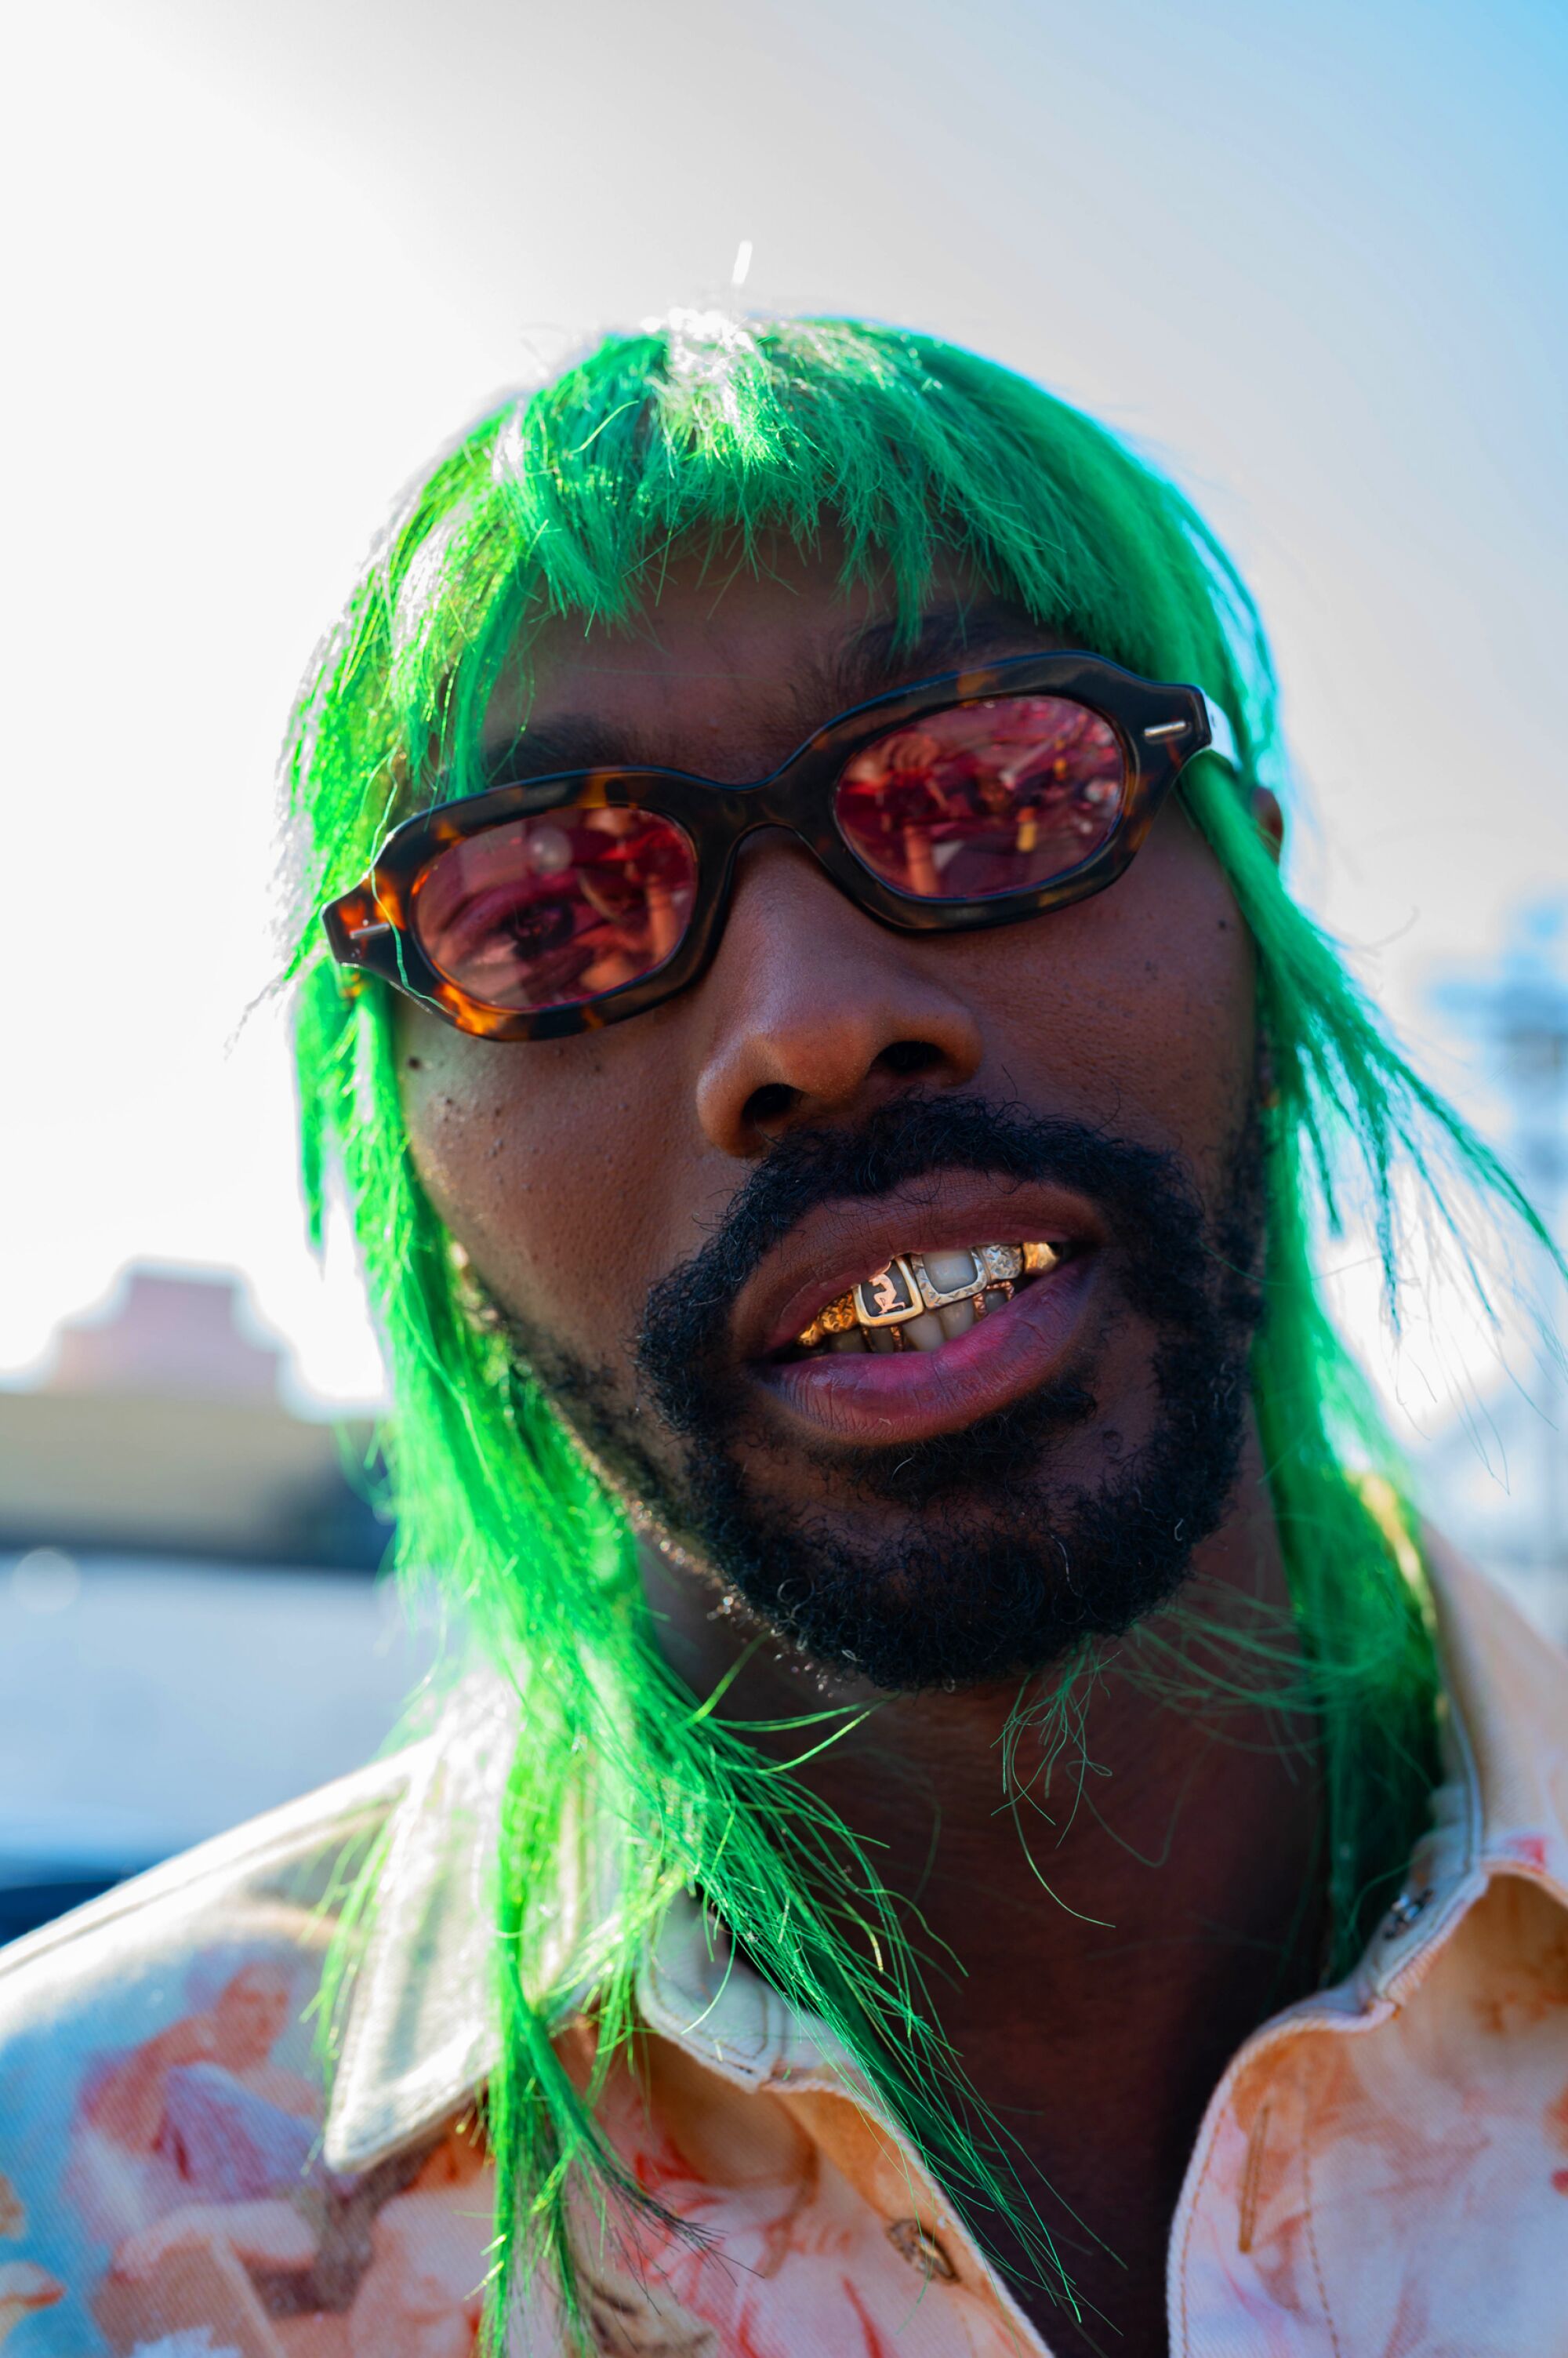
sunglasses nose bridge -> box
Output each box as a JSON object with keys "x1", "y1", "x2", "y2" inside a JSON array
[{"x1": 710, "y1": 768, "x2": 847, "y2": 892}]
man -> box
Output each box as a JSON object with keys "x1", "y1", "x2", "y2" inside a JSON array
[{"x1": 2, "y1": 312, "x2": 1565, "y2": 2358}]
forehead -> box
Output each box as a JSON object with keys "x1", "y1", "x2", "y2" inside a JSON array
[{"x1": 482, "y1": 543, "x2": 1054, "y2": 783}]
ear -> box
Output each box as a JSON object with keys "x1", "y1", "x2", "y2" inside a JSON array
[{"x1": 1251, "y1": 786, "x2": 1284, "y2": 865}]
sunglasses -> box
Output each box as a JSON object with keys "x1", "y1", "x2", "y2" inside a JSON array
[{"x1": 323, "y1": 652, "x2": 1236, "y2": 1042}]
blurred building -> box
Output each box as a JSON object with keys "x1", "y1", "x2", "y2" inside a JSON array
[
  {"x1": 2, "y1": 1266, "x2": 386, "y2": 1568},
  {"x1": 0, "y1": 1266, "x2": 427, "y2": 1947}
]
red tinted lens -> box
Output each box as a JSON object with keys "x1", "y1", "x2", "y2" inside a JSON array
[
  {"x1": 833, "y1": 695, "x2": 1126, "y2": 899},
  {"x1": 412, "y1": 806, "x2": 698, "y2": 1012}
]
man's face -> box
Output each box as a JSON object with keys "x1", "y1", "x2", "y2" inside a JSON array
[{"x1": 397, "y1": 550, "x2": 1269, "y2": 1690}]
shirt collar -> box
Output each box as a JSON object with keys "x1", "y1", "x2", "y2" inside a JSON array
[
  {"x1": 1355, "y1": 1532, "x2": 1568, "y2": 2004},
  {"x1": 323, "y1": 1539, "x2": 1568, "y2": 2174}
]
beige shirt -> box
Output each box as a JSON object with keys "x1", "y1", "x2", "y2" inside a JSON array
[{"x1": 1, "y1": 1540, "x2": 1565, "y2": 2356}]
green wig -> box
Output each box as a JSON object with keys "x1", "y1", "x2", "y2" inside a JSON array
[{"x1": 284, "y1": 311, "x2": 1544, "y2": 2345}]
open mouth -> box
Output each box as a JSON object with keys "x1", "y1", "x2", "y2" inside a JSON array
[{"x1": 776, "y1": 1240, "x2": 1078, "y2": 1361}]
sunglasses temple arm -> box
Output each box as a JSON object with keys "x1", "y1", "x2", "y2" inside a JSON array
[{"x1": 1199, "y1": 693, "x2": 1242, "y2": 774}]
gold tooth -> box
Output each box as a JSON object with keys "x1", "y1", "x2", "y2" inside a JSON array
[
  {"x1": 793, "y1": 1244, "x2": 1059, "y2": 1350},
  {"x1": 981, "y1": 1243, "x2": 1023, "y2": 1284},
  {"x1": 854, "y1": 1255, "x2": 923, "y2": 1328},
  {"x1": 795, "y1": 1290, "x2": 858, "y2": 1351}
]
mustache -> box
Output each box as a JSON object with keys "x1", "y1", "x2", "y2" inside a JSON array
[{"x1": 636, "y1": 1094, "x2": 1225, "y2": 1435}]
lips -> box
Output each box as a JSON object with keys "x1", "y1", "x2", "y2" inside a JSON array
[
  {"x1": 733, "y1": 1179, "x2": 1109, "y2": 1447},
  {"x1": 758, "y1": 1250, "x2": 1100, "y2": 1445}
]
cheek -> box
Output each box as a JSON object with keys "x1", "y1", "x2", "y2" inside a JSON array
[
  {"x1": 396, "y1": 1009, "x2": 689, "y2": 1343},
  {"x1": 964, "y1": 808, "x2": 1257, "y2": 1180}
]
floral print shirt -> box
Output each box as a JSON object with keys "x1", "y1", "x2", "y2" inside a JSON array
[{"x1": 1, "y1": 1539, "x2": 1565, "y2": 2356}]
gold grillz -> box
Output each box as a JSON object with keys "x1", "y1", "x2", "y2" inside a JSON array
[{"x1": 794, "y1": 1241, "x2": 1060, "y2": 1350}]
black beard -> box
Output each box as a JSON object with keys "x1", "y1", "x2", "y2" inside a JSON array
[{"x1": 506, "y1": 1094, "x2": 1266, "y2": 1693}]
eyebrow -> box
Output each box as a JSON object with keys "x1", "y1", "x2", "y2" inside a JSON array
[
  {"x1": 818, "y1": 599, "x2": 1076, "y2": 710},
  {"x1": 480, "y1": 597, "x2": 1088, "y2": 785},
  {"x1": 482, "y1": 715, "x2": 648, "y2": 780}
]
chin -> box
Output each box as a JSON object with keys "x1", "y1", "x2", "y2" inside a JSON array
[{"x1": 679, "y1": 1449, "x2": 1226, "y2": 1695}]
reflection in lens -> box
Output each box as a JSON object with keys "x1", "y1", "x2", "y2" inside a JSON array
[
  {"x1": 412, "y1": 806, "x2": 698, "y2": 1012},
  {"x1": 834, "y1": 696, "x2": 1125, "y2": 899}
]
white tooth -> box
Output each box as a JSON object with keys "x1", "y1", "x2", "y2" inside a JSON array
[
  {"x1": 924, "y1": 1247, "x2": 984, "y2": 1293},
  {"x1": 904, "y1": 1310, "x2": 947, "y2": 1353},
  {"x1": 938, "y1": 1298, "x2": 976, "y2": 1340},
  {"x1": 829, "y1": 1329, "x2": 869, "y2": 1353},
  {"x1": 867, "y1": 1328, "x2": 901, "y2": 1353}
]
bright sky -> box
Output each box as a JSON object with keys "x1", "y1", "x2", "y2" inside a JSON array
[{"x1": 3, "y1": 0, "x2": 1564, "y2": 1439}]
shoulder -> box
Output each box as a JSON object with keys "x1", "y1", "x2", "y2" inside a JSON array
[
  {"x1": 1422, "y1": 1532, "x2": 1568, "y2": 1900},
  {"x1": 0, "y1": 1737, "x2": 413, "y2": 2033},
  {"x1": 0, "y1": 1743, "x2": 422, "y2": 2353}
]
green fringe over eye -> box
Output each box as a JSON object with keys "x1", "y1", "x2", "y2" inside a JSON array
[{"x1": 282, "y1": 313, "x2": 1553, "y2": 2351}]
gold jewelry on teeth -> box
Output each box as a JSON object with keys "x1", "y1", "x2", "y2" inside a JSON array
[{"x1": 793, "y1": 1241, "x2": 1059, "y2": 1350}]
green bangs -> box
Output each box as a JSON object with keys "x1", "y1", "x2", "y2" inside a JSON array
[
  {"x1": 285, "y1": 313, "x2": 1546, "y2": 2352},
  {"x1": 285, "y1": 311, "x2": 1275, "y2": 923}
]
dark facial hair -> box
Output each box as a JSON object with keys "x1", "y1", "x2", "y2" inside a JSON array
[{"x1": 507, "y1": 1093, "x2": 1265, "y2": 1692}]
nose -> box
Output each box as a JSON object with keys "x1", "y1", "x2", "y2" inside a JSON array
[{"x1": 691, "y1": 837, "x2": 985, "y2": 1156}]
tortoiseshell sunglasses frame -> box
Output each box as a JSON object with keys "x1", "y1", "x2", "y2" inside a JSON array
[{"x1": 322, "y1": 650, "x2": 1228, "y2": 1043}]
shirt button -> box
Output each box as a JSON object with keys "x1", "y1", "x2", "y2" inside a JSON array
[
  {"x1": 887, "y1": 2218, "x2": 957, "y2": 2281},
  {"x1": 1382, "y1": 1884, "x2": 1433, "y2": 1935}
]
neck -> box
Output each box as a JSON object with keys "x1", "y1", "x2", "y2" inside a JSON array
[{"x1": 641, "y1": 1413, "x2": 1323, "y2": 2353}]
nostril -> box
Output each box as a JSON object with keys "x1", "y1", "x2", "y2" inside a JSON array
[
  {"x1": 876, "y1": 1038, "x2": 944, "y2": 1079},
  {"x1": 733, "y1": 1039, "x2": 954, "y2": 1146},
  {"x1": 744, "y1": 1081, "x2": 800, "y2": 1133}
]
